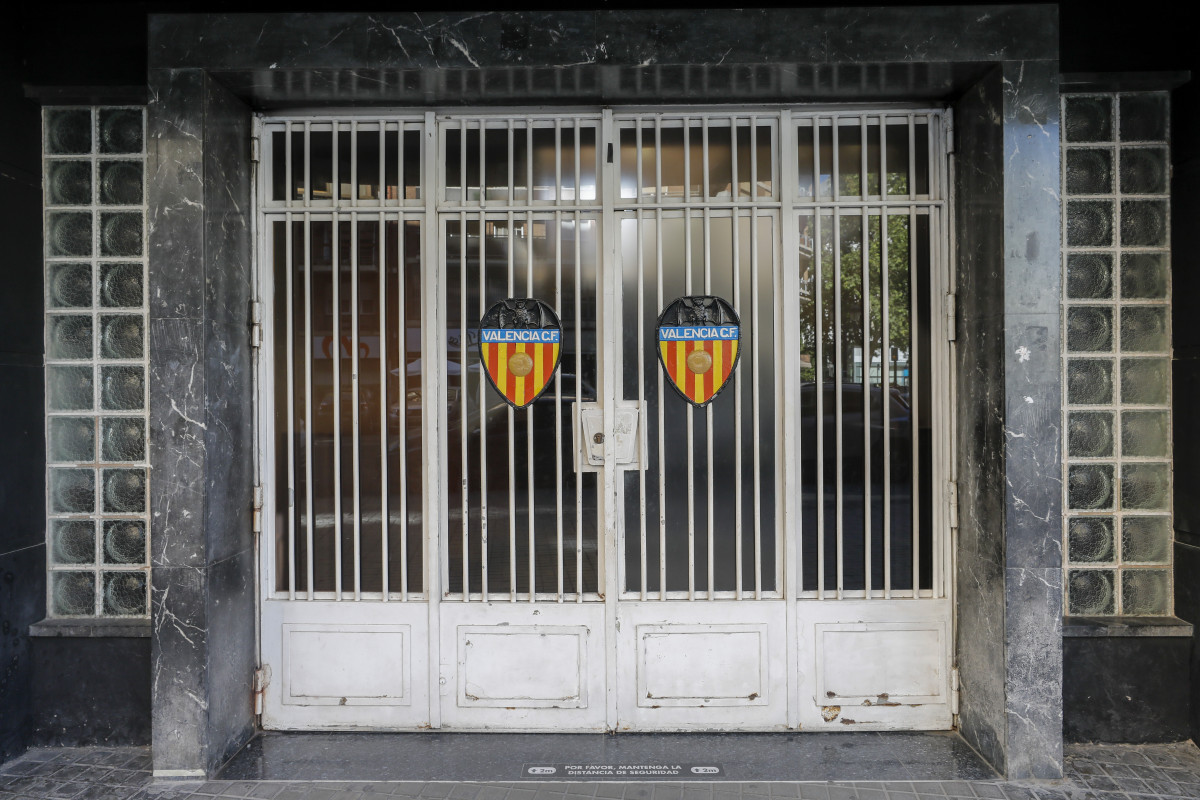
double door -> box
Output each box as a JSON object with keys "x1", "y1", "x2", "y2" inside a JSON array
[{"x1": 257, "y1": 109, "x2": 954, "y2": 732}]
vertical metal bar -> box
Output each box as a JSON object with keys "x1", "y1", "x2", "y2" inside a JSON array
[
  {"x1": 834, "y1": 208, "x2": 844, "y2": 600},
  {"x1": 378, "y1": 121, "x2": 385, "y2": 208},
  {"x1": 880, "y1": 118, "x2": 889, "y2": 201},
  {"x1": 459, "y1": 209, "x2": 470, "y2": 601},
  {"x1": 555, "y1": 208, "x2": 564, "y2": 601},
  {"x1": 702, "y1": 117, "x2": 711, "y2": 201},
  {"x1": 508, "y1": 214, "x2": 517, "y2": 604},
  {"x1": 814, "y1": 207, "x2": 825, "y2": 598},
  {"x1": 574, "y1": 119, "x2": 582, "y2": 203},
  {"x1": 508, "y1": 120, "x2": 514, "y2": 206},
  {"x1": 750, "y1": 115, "x2": 759, "y2": 202},
  {"x1": 285, "y1": 212, "x2": 296, "y2": 600},
  {"x1": 832, "y1": 116, "x2": 841, "y2": 202},
  {"x1": 379, "y1": 211, "x2": 389, "y2": 601},
  {"x1": 909, "y1": 204, "x2": 920, "y2": 596},
  {"x1": 398, "y1": 214, "x2": 409, "y2": 599},
  {"x1": 555, "y1": 119, "x2": 563, "y2": 205},
  {"x1": 477, "y1": 215, "x2": 488, "y2": 599},
  {"x1": 351, "y1": 211, "x2": 362, "y2": 600},
  {"x1": 526, "y1": 210, "x2": 536, "y2": 602},
  {"x1": 285, "y1": 121, "x2": 293, "y2": 206},
  {"x1": 656, "y1": 206, "x2": 666, "y2": 600},
  {"x1": 478, "y1": 118, "x2": 486, "y2": 209},
  {"x1": 752, "y1": 202, "x2": 763, "y2": 600},
  {"x1": 350, "y1": 120, "x2": 358, "y2": 207},
  {"x1": 862, "y1": 203, "x2": 872, "y2": 598},
  {"x1": 574, "y1": 208, "x2": 584, "y2": 601},
  {"x1": 332, "y1": 209, "x2": 343, "y2": 600},
  {"x1": 704, "y1": 204, "x2": 714, "y2": 599},
  {"x1": 636, "y1": 121, "x2": 644, "y2": 201},
  {"x1": 732, "y1": 203, "x2": 743, "y2": 601},
  {"x1": 908, "y1": 114, "x2": 916, "y2": 201},
  {"x1": 882, "y1": 208, "x2": 892, "y2": 599},
  {"x1": 304, "y1": 216, "x2": 315, "y2": 598},
  {"x1": 638, "y1": 206, "x2": 648, "y2": 602},
  {"x1": 683, "y1": 116, "x2": 691, "y2": 204},
  {"x1": 685, "y1": 208, "x2": 695, "y2": 602},
  {"x1": 861, "y1": 115, "x2": 869, "y2": 201},
  {"x1": 304, "y1": 122, "x2": 311, "y2": 209},
  {"x1": 397, "y1": 122, "x2": 404, "y2": 206},
  {"x1": 731, "y1": 117, "x2": 740, "y2": 203}
]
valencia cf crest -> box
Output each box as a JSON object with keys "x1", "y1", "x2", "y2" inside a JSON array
[
  {"x1": 656, "y1": 296, "x2": 742, "y2": 407},
  {"x1": 478, "y1": 298, "x2": 563, "y2": 409}
]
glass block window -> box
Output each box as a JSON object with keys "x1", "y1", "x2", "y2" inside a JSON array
[
  {"x1": 1062, "y1": 92, "x2": 1172, "y2": 616},
  {"x1": 43, "y1": 106, "x2": 149, "y2": 617}
]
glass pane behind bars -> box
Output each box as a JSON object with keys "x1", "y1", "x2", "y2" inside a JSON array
[
  {"x1": 273, "y1": 218, "x2": 424, "y2": 596},
  {"x1": 445, "y1": 215, "x2": 600, "y2": 598},
  {"x1": 798, "y1": 211, "x2": 932, "y2": 594},
  {"x1": 620, "y1": 213, "x2": 778, "y2": 596}
]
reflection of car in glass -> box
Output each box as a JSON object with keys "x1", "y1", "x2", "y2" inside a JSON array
[{"x1": 800, "y1": 382, "x2": 911, "y2": 482}]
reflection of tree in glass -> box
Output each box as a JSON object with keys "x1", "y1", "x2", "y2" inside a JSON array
[{"x1": 798, "y1": 175, "x2": 912, "y2": 391}]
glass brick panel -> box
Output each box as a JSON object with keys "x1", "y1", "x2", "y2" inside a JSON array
[
  {"x1": 48, "y1": 263, "x2": 92, "y2": 308},
  {"x1": 101, "y1": 417, "x2": 146, "y2": 462},
  {"x1": 1120, "y1": 253, "x2": 1168, "y2": 299},
  {"x1": 1121, "y1": 517, "x2": 1171, "y2": 564},
  {"x1": 1066, "y1": 252, "x2": 1112, "y2": 299},
  {"x1": 1119, "y1": 147, "x2": 1168, "y2": 194},
  {"x1": 52, "y1": 571, "x2": 96, "y2": 616},
  {"x1": 1120, "y1": 306, "x2": 1168, "y2": 352},
  {"x1": 50, "y1": 468, "x2": 95, "y2": 514},
  {"x1": 1067, "y1": 517, "x2": 1114, "y2": 564},
  {"x1": 1065, "y1": 96, "x2": 1112, "y2": 143},
  {"x1": 1065, "y1": 149, "x2": 1112, "y2": 195},
  {"x1": 1068, "y1": 464, "x2": 1114, "y2": 510},
  {"x1": 1066, "y1": 359, "x2": 1113, "y2": 405},
  {"x1": 1066, "y1": 307, "x2": 1113, "y2": 352},
  {"x1": 1121, "y1": 569, "x2": 1170, "y2": 615},
  {"x1": 103, "y1": 520, "x2": 146, "y2": 564},
  {"x1": 1120, "y1": 200, "x2": 1168, "y2": 247},
  {"x1": 99, "y1": 263, "x2": 143, "y2": 307},
  {"x1": 47, "y1": 366, "x2": 94, "y2": 411},
  {"x1": 47, "y1": 314, "x2": 93, "y2": 359},
  {"x1": 1121, "y1": 411, "x2": 1169, "y2": 457},
  {"x1": 99, "y1": 109, "x2": 143, "y2": 154},
  {"x1": 1121, "y1": 358, "x2": 1169, "y2": 405},
  {"x1": 1121, "y1": 463, "x2": 1170, "y2": 510},
  {"x1": 102, "y1": 572, "x2": 147, "y2": 616},
  {"x1": 1068, "y1": 569, "x2": 1115, "y2": 615},
  {"x1": 1119, "y1": 94, "x2": 1167, "y2": 142},
  {"x1": 47, "y1": 161, "x2": 92, "y2": 206},
  {"x1": 99, "y1": 315, "x2": 144, "y2": 359},
  {"x1": 100, "y1": 212, "x2": 142, "y2": 256},
  {"x1": 100, "y1": 366, "x2": 145, "y2": 410},
  {"x1": 48, "y1": 212, "x2": 93, "y2": 257},
  {"x1": 1066, "y1": 200, "x2": 1113, "y2": 247},
  {"x1": 51, "y1": 520, "x2": 96, "y2": 565},
  {"x1": 98, "y1": 161, "x2": 143, "y2": 205},
  {"x1": 49, "y1": 417, "x2": 95, "y2": 463},
  {"x1": 102, "y1": 468, "x2": 147, "y2": 513},
  {"x1": 45, "y1": 109, "x2": 92, "y2": 154},
  {"x1": 1068, "y1": 411, "x2": 1114, "y2": 457}
]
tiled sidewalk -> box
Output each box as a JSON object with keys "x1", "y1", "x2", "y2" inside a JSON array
[{"x1": 2, "y1": 742, "x2": 1199, "y2": 800}]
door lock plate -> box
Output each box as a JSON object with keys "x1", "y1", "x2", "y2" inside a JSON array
[{"x1": 578, "y1": 405, "x2": 640, "y2": 468}]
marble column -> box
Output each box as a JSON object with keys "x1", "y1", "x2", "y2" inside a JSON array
[
  {"x1": 954, "y1": 59, "x2": 1064, "y2": 779},
  {"x1": 147, "y1": 68, "x2": 256, "y2": 777}
]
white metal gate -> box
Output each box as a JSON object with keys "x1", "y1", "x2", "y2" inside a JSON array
[{"x1": 256, "y1": 107, "x2": 954, "y2": 732}]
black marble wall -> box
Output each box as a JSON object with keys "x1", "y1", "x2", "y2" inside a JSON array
[
  {"x1": 0, "y1": 38, "x2": 47, "y2": 767},
  {"x1": 953, "y1": 56, "x2": 1064, "y2": 778},
  {"x1": 31, "y1": 633, "x2": 152, "y2": 746},
  {"x1": 148, "y1": 70, "x2": 255, "y2": 777}
]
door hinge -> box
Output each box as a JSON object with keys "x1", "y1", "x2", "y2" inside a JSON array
[
  {"x1": 945, "y1": 293, "x2": 957, "y2": 341},
  {"x1": 944, "y1": 119, "x2": 956, "y2": 155},
  {"x1": 950, "y1": 666, "x2": 960, "y2": 715},
  {"x1": 252, "y1": 484, "x2": 264, "y2": 535},
  {"x1": 252, "y1": 664, "x2": 271, "y2": 716},
  {"x1": 250, "y1": 135, "x2": 261, "y2": 164},
  {"x1": 947, "y1": 480, "x2": 959, "y2": 531},
  {"x1": 250, "y1": 299, "x2": 263, "y2": 349}
]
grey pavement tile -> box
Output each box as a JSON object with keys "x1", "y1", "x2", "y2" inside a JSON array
[
  {"x1": 506, "y1": 789, "x2": 539, "y2": 800},
  {"x1": 796, "y1": 786, "x2": 830, "y2": 800},
  {"x1": 882, "y1": 792, "x2": 916, "y2": 800},
  {"x1": 971, "y1": 784, "x2": 1005, "y2": 800},
  {"x1": 652, "y1": 787, "x2": 684, "y2": 800},
  {"x1": 449, "y1": 786, "x2": 482, "y2": 800},
  {"x1": 855, "y1": 790, "x2": 886, "y2": 800},
  {"x1": 826, "y1": 788, "x2": 857, "y2": 800},
  {"x1": 713, "y1": 791, "x2": 741, "y2": 800},
  {"x1": 767, "y1": 786, "x2": 801, "y2": 798},
  {"x1": 593, "y1": 786, "x2": 625, "y2": 799},
  {"x1": 624, "y1": 785, "x2": 655, "y2": 800}
]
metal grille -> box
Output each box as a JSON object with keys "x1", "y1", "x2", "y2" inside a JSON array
[
  {"x1": 441, "y1": 116, "x2": 603, "y2": 602},
  {"x1": 42, "y1": 106, "x2": 150, "y2": 617},
  {"x1": 1061, "y1": 92, "x2": 1173, "y2": 616},
  {"x1": 259, "y1": 108, "x2": 949, "y2": 606},
  {"x1": 264, "y1": 117, "x2": 428, "y2": 600}
]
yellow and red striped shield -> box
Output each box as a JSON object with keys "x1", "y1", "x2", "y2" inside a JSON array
[
  {"x1": 656, "y1": 296, "x2": 742, "y2": 407},
  {"x1": 478, "y1": 298, "x2": 563, "y2": 409}
]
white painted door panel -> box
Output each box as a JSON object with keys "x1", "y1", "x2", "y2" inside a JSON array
[
  {"x1": 438, "y1": 602, "x2": 607, "y2": 730},
  {"x1": 616, "y1": 601, "x2": 788, "y2": 730},
  {"x1": 796, "y1": 599, "x2": 953, "y2": 730},
  {"x1": 260, "y1": 600, "x2": 430, "y2": 730}
]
